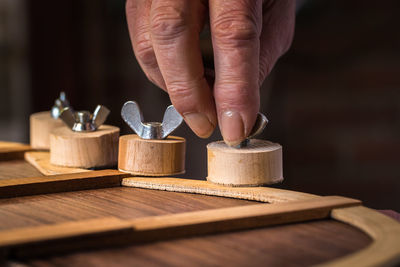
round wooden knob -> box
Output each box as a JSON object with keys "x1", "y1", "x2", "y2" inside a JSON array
[
  {"x1": 30, "y1": 111, "x2": 64, "y2": 150},
  {"x1": 207, "y1": 140, "x2": 283, "y2": 186},
  {"x1": 118, "y1": 134, "x2": 185, "y2": 176},
  {"x1": 50, "y1": 125, "x2": 119, "y2": 168}
]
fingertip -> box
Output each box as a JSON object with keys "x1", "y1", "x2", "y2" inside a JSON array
[
  {"x1": 219, "y1": 110, "x2": 247, "y2": 146},
  {"x1": 183, "y1": 112, "x2": 215, "y2": 138}
]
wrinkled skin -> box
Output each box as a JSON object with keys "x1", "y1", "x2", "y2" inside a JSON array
[{"x1": 126, "y1": 0, "x2": 295, "y2": 146}]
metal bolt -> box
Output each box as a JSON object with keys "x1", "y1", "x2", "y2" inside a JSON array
[
  {"x1": 236, "y1": 112, "x2": 269, "y2": 148},
  {"x1": 121, "y1": 101, "x2": 183, "y2": 139},
  {"x1": 51, "y1": 91, "x2": 71, "y2": 119},
  {"x1": 59, "y1": 105, "x2": 110, "y2": 132}
]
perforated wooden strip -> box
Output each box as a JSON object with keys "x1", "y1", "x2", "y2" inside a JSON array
[
  {"x1": 0, "y1": 169, "x2": 129, "y2": 198},
  {"x1": 0, "y1": 196, "x2": 361, "y2": 258},
  {"x1": 122, "y1": 177, "x2": 317, "y2": 203}
]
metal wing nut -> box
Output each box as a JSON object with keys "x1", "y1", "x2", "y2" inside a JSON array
[
  {"x1": 59, "y1": 105, "x2": 110, "y2": 132},
  {"x1": 51, "y1": 91, "x2": 72, "y2": 119},
  {"x1": 121, "y1": 101, "x2": 183, "y2": 139}
]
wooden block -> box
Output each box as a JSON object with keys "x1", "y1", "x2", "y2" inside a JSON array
[
  {"x1": 207, "y1": 140, "x2": 283, "y2": 186},
  {"x1": 24, "y1": 151, "x2": 89, "y2": 175},
  {"x1": 0, "y1": 169, "x2": 128, "y2": 198},
  {"x1": 30, "y1": 111, "x2": 64, "y2": 150},
  {"x1": 118, "y1": 134, "x2": 185, "y2": 176},
  {"x1": 0, "y1": 141, "x2": 31, "y2": 161},
  {"x1": 50, "y1": 125, "x2": 119, "y2": 168}
]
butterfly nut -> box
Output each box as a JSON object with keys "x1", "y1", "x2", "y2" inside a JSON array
[
  {"x1": 121, "y1": 101, "x2": 183, "y2": 139},
  {"x1": 59, "y1": 105, "x2": 110, "y2": 132}
]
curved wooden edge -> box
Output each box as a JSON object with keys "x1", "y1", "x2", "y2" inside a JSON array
[
  {"x1": 317, "y1": 206, "x2": 400, "y2": 267},
  {"x1": 122, "y1": 177, "x2": 400, "y2": 267},
  {"x1": 122, "y1": 177, "x2": 318, "y2": 203}
]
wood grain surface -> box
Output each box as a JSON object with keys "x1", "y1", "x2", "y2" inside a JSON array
[
  {"x1": 0, "y1": 169, "x2": 128, "y2": 198},
  {"x1": 21, "y1": 220, "x2": 370, "y2": 267},
  {"x1": 207, "y1": 140, "x2": 283, "y2": 186},
  {"x1": 0, "y1": 196, "x2": 361, "y2": 258},
  {"x1": 0, "y1": 160, "x2": 42, "y2": 179},
  {"x1": 118, "y1": 134, "x2": 186, "y2": 176},
  {"x1": 0, "y1": 160, "x2": 372, "y2": 266},
  {"x1": 25, "y1": 151, "x2": 89, "y2": 175},
  {"x1": 50, "y1": 125, "x2": 119, "y2": 168},
  {"x1": 30, "y1": 111, "x2": 64, "y2": 150}
]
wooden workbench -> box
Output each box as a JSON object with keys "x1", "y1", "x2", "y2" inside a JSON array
[{"x1": 0, "y1": 160, "x2": 374, "y2": 266}]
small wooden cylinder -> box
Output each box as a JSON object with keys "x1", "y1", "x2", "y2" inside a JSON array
[
  {"x1": 207, "y1": 140, "x2": 283, "y2": 186},
  {"x1": 30, "y1": 111, "x2": 64, "y2": 150},
  {"x1": 50, "y1": 125, "x2": 119, "y2": 168},
  {"x1": 118, "y1": 134, "x2": 185, "y2": 176}
]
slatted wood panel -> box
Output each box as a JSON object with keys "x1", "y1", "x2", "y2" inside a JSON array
[
  {"x1": 0, "y1": 187, "x2": 258, "y2": 230},
  {"x1": 0, "y1": 160, "x2": 373, "y2": 266},
  {"x1": 20, "y1": 220, "x2": 371, "y2": 267}
]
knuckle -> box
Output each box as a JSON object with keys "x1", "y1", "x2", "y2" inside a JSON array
[
  {"x1": 215, "y1": 82, "x2": 258, "y2": 109},
  {"x1": 151, "y1": 5, "x2": 187, "y2": 41},
  {"x1": 167, "y1": 79, "x2": 200, "y2": 112},
  {"x1": 134, "y1": 38, "x2": 158, "y2": 68},
  {"x1": 212, "y1": 12, "x2": 259, "y2": 43},
  {"x1": 168, "y1": 80, "x2": 193, "y2": 99},
  {"x1": 125, "y1": 0, "x2": 136, "y2": 15}
]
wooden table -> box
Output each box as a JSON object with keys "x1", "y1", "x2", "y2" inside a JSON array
[{"x1": 0, "y1": 160, "x2": 375, "y2": 266}]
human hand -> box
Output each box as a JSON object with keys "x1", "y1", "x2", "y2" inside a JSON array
[{"x1": 126, "y1": 0, "x2": 295, "y2": 146}]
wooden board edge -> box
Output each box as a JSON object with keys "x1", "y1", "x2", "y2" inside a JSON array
[
  {"x1": 0, "y1": 170, "x2": 398, "y2": 265},
  {"x1": 0, "y1": 217, "x2": 134, "y2": 259},
  {"x1": 24, "y1": 151, "x2": 89, "y2": 175},
  {"x1": 122, "y1": 177, "x2": 400, "y2": 267},
  {"x1": 317, "y1": 206, "x2": 400, "y2": 267},
  {"x1": 122, "y1": 177, "x2": 318, "y2": 203},
  {"x1": 0, "y1": 141, "x2": 31, "y2": 161},
  {"x1": 0, "y1": 196, "x2": 360, "y2": 258},
  {"x1": 0, "y1": 169, "x2": 129, "y2": 198}
]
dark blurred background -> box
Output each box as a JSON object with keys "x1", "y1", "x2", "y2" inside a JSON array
[{"x1": 0, "y1": 0, "x2": 399, "y2": 210}]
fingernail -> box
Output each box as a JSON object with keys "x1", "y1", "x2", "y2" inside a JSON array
[
  {"x1": 183, "y1": 113, "x2": 215, "y2": 138},
  {"x1": 220, "y1": 110, "x2": 245, "y2": 146}
]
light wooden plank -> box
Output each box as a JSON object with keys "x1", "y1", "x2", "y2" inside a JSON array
[
  {"x1": 128, "y1": 196, "x2": 360, "y2": 242},
  {"x1": 0, "y1": 141, "x2": 31, "y2": 161},
  {"x1": 1, "y1": 217, "x2": 133, "y2": 258},
  {"x1": 0, "y1": 217, "x2": 131, "y2": 247},
  {"x1": 0, "y1": 196, "x2": 361, "y2": 258},
  {"x1": 24, "y1": 151, "x2": 89, "y2": 175},
  {"x1": 0, "y1": 169, "x2": 129, "y2": 198},
  {"x1": 122, "y1": 177, "x2": 317, "y2": 203},
  {"x1": 320, "y1": 206, "x2": 400, "y2": 267}
]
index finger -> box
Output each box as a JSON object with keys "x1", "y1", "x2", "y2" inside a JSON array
[
  {"x1": 210, "y1": 0, "x2": 262, "y2": 146},
  {"x1": 150, "y1": 0, "x2": 217, "y2": 138}
]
